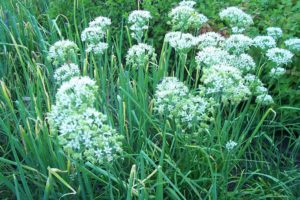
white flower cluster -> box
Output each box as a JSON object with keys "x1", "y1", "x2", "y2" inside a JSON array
[
  {"x1": 81, "y1": 27, "x2": 106, "y2": 43},
  {"x1": 169, "y1": 0, "x2": 208, "y2": 31},
  {"x1": 266, "y1": 48, "x2": 293, "y2": 66},
  {"x1": 53, "y1": 63, "x2": 80, "y2": 85},
  {"x1": 179, "y1": 0, "x2": 196, "y2": 7},
  {"x1": 225, "y1": 140, "x2": 237, "y2": 151},
  {"x1": 270, "y1": 67, "x2": 286, "y2": 77},
  {"x1": 165, "y1": 32, "x2": 197, "y2": 53},
  {"x1": 81, "y1": 16, "x2": 111, "y2": 54},
  {"x1": 219, "y1": 7, "x2": 253, "y2": 33},
  {"x1": 128, "y1": 10, "x2": 152, "y2": 42},
  {"x1": 230, "y1": 53, "x2": 256, "y2": 74},
  {"x1": 196, "y1": 47, "x2": 256, "y2": 74},
  {"x1": 50, "y1": 77, "x2": 98, "y2": 113},
  {"x1": 223, "y1": 34, "x2": 253, "y2": 55},
  {"x1": 126, "y1": 43, "x2": 156, "y2": 69},
  {"x1": 48, "y1": 40, "x2": 79, "y2": 66},
  {"x1": 253, "y1": 36, "x2": 276, "y2": 51},
  {"x1": 48, "y1": 75, "x2": 123, "y2": 164},
  {"x1": 256, "y1": 94, "x2": 274, "y2": 105},
  {"x1": 201, "y1": 64, "x2": 251, "y2": 104},
  {"x1": 173, "y1": 95, "x2": 213, "y2": 129},
  {"x1": 244, "y1": 74, "x2": 274, "y2": 105},
  {"x1": 196, "y1": 47, "x2": 232, "y2": 68},
  {"x1": 154, "y1": 77, "x2": 213, "y2": 130},
  {"x1": 196, "y1": 32, "x2": 225, "y2": 49},
  {"x1": 285, "y1": 38, "x2": 300, "y2": 53},
  {"x1": 154, "y1": 77, "x2": 189, "y2": 117},
  {"x1": 266, "y1": 27, "x2": 283, "y2": 40},
  {"x1": 89, "y1": 16, "x2": 111, "y2": 29}
]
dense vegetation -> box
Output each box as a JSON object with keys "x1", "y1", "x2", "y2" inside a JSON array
[{"x1": 0, "y1": 0, "x2": 300, "y2": 199}]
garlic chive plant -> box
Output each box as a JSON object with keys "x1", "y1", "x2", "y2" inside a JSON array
[
  {"x1": 126, "y1": 43, "x2": 157, "y2": 69},
  {"x1": 169, "y1": 0, "x2": 208, "y2": 31},
  {"x1": 48, "y1": 76, "x2": 123, "y2": 164},
  {"x1": 53, "y1": 63, "x2": 80, "y2": 85},
  {"x1": 266, "y1": 27, "x2": 283, "y2": 40},
  {"x1": 128, "y1": 10, "x2": 152, "y2": 43},
  {"x1": 285, "y1": 38, "x2": 300, "y2": 53},
  {"x1": 165, "y1": 32, "x2": 197, "y2": 53},
  {"x1": 196, "y1": 46, "x2": 233, "y2": 68},
  {"x1": 48, "y1": 40, "x2": 79, "y2": 66},
  {"x1": 153, "y1": 77, "x2": 214, "y2": 131},
  {"x1": 200, "y1": 64, "x2": 251, "y2": 104},
  {"x1": 153, "y1": 77, "x2": 189, "y2": 117},
  {"x1": 253, "y1": 36, "x2": 276, "y2": 51},
  {"x1": 219, "y1": 7, "x2": 253, "y2": 33},
  {"x1": 48, "y1": 36, "x2": 123, "y2": 165},
  {"x1": 266, "y1": 48, "x2": 293, "y2": 66},
  {"x1": 196, "y1": 32, "x2": 225, "y2": 49},
  {"x1": 223, "y1": 34, "x2": 253, "y2": 55},
  {"x1": 4, "y1": 1, "x2": 300, "y2": 198},
  {"x1": 81, "y1": 16, "x2": 111, "y2": 54}
]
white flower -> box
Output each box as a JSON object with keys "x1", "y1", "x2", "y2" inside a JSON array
[
  {"x1": 244, "y1": 74, "x2": 268, "y2": 95},
  {"x1": 266, "y1": 48, "x2": 293, "y2": 66},
  {"x1": 219, "y1": 7, "x2": 253, "y2": 33},
  {"x1": 196, "y1": 32, "x2": 225, "y2": 49},
  {"x1": 48, "y1": 76, "x2": 123, "y2": 165},
  {"x1": 56, "y1": 107, "x2": 123, "y2": 164},
  {"x1": 231, "y1": 26, "x2": 245, "y2": 34},
  {"x1": 195, "y1": 47, "x2": 232, "y2": 68},
  {"x1": 54, "y1": 63, "x2": 80, "y2": 84},
  {"x1": 169, "y1": 3, "x2": 207, "y2": 31},
  {"x1": 226, "y1": 140, "x2": 237, "y2": 150},
  {"x1": 165, "y1": 32, "x2": 197, "y2": 53},
  {"x1": 266, "y1": 27, "x2": 283, "y2": 39},
  {"x1": 256, "y1": 94, "x2": 274, "y2": 105},
  {"x1": 126, "y1": 43, "x2": 156, "y2": 69},
  {"x1": 253, "y1": 36, "x2": 276, "y2": 51},
  {"x1": 230, "y1": 53, "x2": 256, "y2": 73},
  {"x1": 48, "y1": 40, "x2": 79, "y2": 66},
  {"x1": 285, "y1": 38, "x2": 300, "y2": 52},
  {"x1": 224, "y1": 34, "x2": 253, "y2": 54},
  {"x1": 53, "y1": 76, "x2": 98, "y2": 114},
  {"x1": 89, "y1": 16, "x2": 111, "y2": 30},
  {"x1": 128, "y1": 10, "x2": 152, "y2": 42},
  {"x1": 85, "y1": 42, "x2": 109, "y2": 55},
  {"x1": 179, "y1": 0, "x2": 196, "y2": 7},
  {"x1": 270, "y1": 67, "x2": 286, "y2": 77},
  {"x1": 81, "y1": 26, "x2": 106, "y2": 43},
  {"x1": 201, "y1": 64, "x2": 251, "y2": 104},
  {"x1": 173, "y1": 95, "x2": 210, "y2": 128},
  {"x1": 154, "y1": 77, "x2": 189, "y2": 116},
  {"x1": 81, "y1": 16, "x2": 111, "y2": 54}
]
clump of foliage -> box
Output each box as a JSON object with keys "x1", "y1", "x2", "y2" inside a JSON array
[{"x1": 0, "y1": 0, "x2": 300, "y2": 199}]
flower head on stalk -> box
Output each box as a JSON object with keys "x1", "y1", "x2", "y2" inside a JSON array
[
  {"x1": 128, "y1": 10, "x2": 152, "y2": 43},
  {"x1": 81, "y1": 16, "x2": 111, "y2": 54},
  {"x1": 48, "y1": 40, "x2": 79, "y2": 66},
  {"x1": 126, "y1": 43, "x2": 157, "y2": 69},
  {"x1": 169, "y1": 1, "x2": 208, "y2": 31}
]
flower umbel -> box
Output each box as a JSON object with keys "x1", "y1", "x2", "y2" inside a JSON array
[
  {"x1": 81, "y1": 16, "x2": 111, "y2": 54},
  {"x1": 169, "y1": 1, "x2": 208, "y2": 31},
  {"x1": 226, "y1": 140, "x2": 237, "y2": 150},
  {"x1": 128, "y1": 10, "x2": 152, "y2": 42},
  {"x1": 126, "y1": 43, "x2": 157, "y2": 69},
  {"x1": 48, "y1": 40, "x2": 79, "y2": 66},
  {"x1": 165, "y1": 32, "x2": 197, "y2": 53},
  {"x1": 219, "y1": 7, "x2": 253, "y2": 33},
  {"x1": 266, "y1": 48, "x2": 293, "y2": 66},
  {"x1": 54, "y1": 63, "x2": 80, "y2": 85}
]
